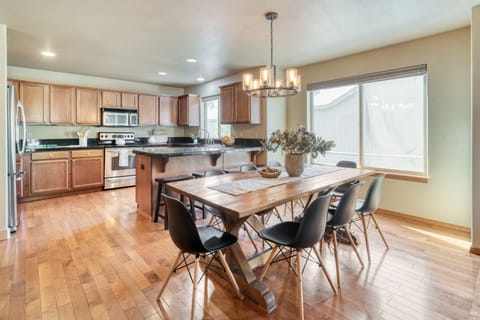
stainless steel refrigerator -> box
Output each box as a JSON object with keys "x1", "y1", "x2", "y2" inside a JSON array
[{"x1": 7, "y1": 84, "x2": 26, "y2": 233}]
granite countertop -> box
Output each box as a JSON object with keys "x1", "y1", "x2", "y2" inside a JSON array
[{"x1": 132, "y1": 144, "x2": 262, "y2": 157}]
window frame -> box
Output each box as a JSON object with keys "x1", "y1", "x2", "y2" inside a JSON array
[
  {"x1": 201, "y1": 95, "x2": 231, "y2": 139},
  {"x1": 308, "y1": 65, "x2": 429, "y2": 177}
]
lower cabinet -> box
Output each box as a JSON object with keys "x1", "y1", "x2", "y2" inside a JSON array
[
  {"x1": 71, "y1": 150, "x2": 104, "y2": 189},
  {"x1": 26, "y1": 149, "x2": 104, "y2": 199},
  {"x1": 30, "y1": 151, "x2": 69, "y2": 195}
]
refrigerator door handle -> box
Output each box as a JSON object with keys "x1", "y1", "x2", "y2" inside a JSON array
[
  {"x1": 15, "y1": 171, "x2": 25, "y2": 181},
  {"x1": 16, "y1": 100, "x2": 27, "y2": 157}
]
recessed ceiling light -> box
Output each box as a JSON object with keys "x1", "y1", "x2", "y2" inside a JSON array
[
  {"x1": 158, "y1": 72, "x2": 168, "y2": 76},
  {"x1": 186, "y1": 58, "x2": 197, "y2": 63},
  {"x1": 41, "y1": 51, "x2": 56, "y2": 57},
  {"x1": 197, "y1": 77, "x2": 205, "y2": 82}
]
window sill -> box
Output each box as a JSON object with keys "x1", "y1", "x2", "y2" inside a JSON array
[{"x1": 376, "y1": 171, "x2": 429, "y2": 183}]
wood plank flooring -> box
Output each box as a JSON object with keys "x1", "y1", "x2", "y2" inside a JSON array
[{"x1": 1, "y1": 187, "x2": 479, "y2": 319}]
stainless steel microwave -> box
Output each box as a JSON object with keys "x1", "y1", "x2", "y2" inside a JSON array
[{"x1": 101, "y1": 108, "x2": 138, "y2": 127}]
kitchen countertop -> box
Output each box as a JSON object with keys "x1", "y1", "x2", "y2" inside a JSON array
[{"x1": 132, "y1": 144, "x2": 262, "y2": 157}]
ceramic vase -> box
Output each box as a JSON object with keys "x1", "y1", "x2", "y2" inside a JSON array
[{"x1": 285, "y1": 153, "x2": 304, "y2": 177}]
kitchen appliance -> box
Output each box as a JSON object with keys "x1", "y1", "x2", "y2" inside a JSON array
[
  {"x1": 7, "y1": 84, "x2": 26, "y2": 233},
  {"x1": 101, "y1": 108, "x2": 138, "y2": 127},
  {"x1": 99, "y1": 132, "x2": 137, "y2": 189}
]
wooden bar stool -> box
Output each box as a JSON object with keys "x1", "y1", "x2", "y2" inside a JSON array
[{"x1": 152, "y1": 174, "x2": 193, "y2": 229}]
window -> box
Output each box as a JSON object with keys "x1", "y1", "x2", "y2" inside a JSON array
[
  {"x1": 202, "y1": 95, "x2": 231, "y2": 138},
  {"x1": 309, "y1": 65, "x2": 427, "y2": 175}
]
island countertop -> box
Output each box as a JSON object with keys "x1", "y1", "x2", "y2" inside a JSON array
[{"x1": 132, "y1": 144, "x2": 263, "y2": 157}]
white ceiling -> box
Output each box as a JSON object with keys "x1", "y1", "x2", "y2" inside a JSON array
[{"x1": 1, "y1": 0, "x2": 479, "y2": 88}]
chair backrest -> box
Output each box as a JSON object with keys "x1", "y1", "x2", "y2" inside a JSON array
[
  {"x1": 162, "y1": 193, "x2": 206, "y2": 254},
  {"x1": 268, "y1": 160, "x2": 282, "y2": 167},
  {"x1": 240, "y1": 164, "x2": 257, "y2": 172},
  {"x1": 290, "y1": 192, "x2": 332, "y2": 249},
  {"x1": 204, "y1": 169, "x2": 225, "y2": 177},
  {"x1": 357, "y1": 174, "x2": 385, "y2": 213},
  {"x1": 336, "y1": 160, "x2": 357, "y2": 168},
  {"x1": 328, "y1": 182, "x2": 364, "y2": 227}
]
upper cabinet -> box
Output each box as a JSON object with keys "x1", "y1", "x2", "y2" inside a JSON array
[
  {"x1": 178, "y1": 94, "x2": 200, "y2": 126},
  {"x1": 220, "y1": 82, "x2": 261, "y2": 124},
  {"x1": 138, "y1": 94, "x2": 158, "y2": 126},
  {"x1": 19, "y1": 82, "x2": 49, "y2": 123},
  {"x1": 76, "y1": 88, "x2": 101, "y2": 125},
  {"x1": 101, "y1": 90, "x2": 121, "y2": 107},
  {"x1": 121, "y1": 92, "x2": 138, "y2": 109},
  {"x1": 159, "y1": 96, "x2": 178, "y2": 126},
  {"x1": 49, "y1": 85, "x2": 76, "y2": 124}
]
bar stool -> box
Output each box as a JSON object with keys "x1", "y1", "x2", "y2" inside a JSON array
[{"x1": 153, "y1": 174, "x2": 193, "y2": 229}]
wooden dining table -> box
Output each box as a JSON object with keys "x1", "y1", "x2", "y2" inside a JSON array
[{"x1": 166, "y1": 166, "x2": 375, "y2": 313}]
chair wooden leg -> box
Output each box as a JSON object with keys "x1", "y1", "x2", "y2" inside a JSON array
[
  {"x1": 190, "y1": 255, "x2": 199, "y2": 320},
  {"x1": 296, "y1": 249, "x2": 304, "y2": 320},
  {"x1": 312, "y1": 246, "x2": 337, "y2": 295},
  {"x1": 259, "y1": 245, "x2": 279, "y2": 281},
  {"x1": 274, "y1": 207, "x2": 283, "y2": 222},
  {"x1": 360, "y1": 214, "x2": 371, "y2": 262},
  {"x1": 207, "y1": 214, "x2": 215, "y2": 226},
  {"x1": 319, "y1": 238, "x2": 324, "y2": 254},
  {"x1": 332, "y1": 230, "x2": 341, "y2": 288},
  {"x1": 217, "y1": 251, "x2": 244, "y2": 300},
  {"x1": 371, "y1": 213, "x2": 389, "y2": 249},
  {"x1": 157, "y1": 251, "x2": 183, "y2": 301},
  {"x1": 204, "y1": 257, "x2": 209, "y2": 302},
  {"x1": 343, "y1": 228, "x2": 364, "y2": 267}
]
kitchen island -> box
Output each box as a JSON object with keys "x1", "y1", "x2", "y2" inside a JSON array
[{"x1": 133, "y1": 144, "x2": 264, "y2": 218}]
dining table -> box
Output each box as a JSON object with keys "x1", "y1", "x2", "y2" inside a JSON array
[{"x1": 166, "y1": 165, "x2": 375, "y2": 313}]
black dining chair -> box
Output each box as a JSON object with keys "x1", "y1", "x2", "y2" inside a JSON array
[
  {"x1": 258, "y1": 193, "x2": 337, "y2": 320},
  {"x1": 332, "y1": 160, "x2": 358, "y2": 201},
  {"x1": 156, "y1": 194, "x2": 243, "y2": 320},
  {"x1": 352, "y1": 174, "x2": 388, "y2": 262},
  {"x1": 326, "y1": 182, "x2": 365, "y2": 288}
]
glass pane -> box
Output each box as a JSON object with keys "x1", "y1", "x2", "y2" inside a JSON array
[
  {"x1": 362, "y1": 75, "x2": 425, "y2": 172},
  {"x1": 205, "y1": 99, "x2": 219, "y2": 138},
  {"x1": 311, "y1": 85, "x2": 359, "y2": 165}
]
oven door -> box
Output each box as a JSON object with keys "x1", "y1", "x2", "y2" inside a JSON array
[{"x1": 104, "y1": 148, "x2": 136, "y2": 178}]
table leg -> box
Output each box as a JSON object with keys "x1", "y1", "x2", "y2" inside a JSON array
[{"x1": 221, "y1": 213, "x2": 277, "y2": 314}]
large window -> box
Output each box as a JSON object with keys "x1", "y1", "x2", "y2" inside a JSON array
[
  {"x1": 202, "y1": 96, "x2": 231, "y2": 138},
  {"x1": 309, "y1": 65, "x2": 427, "y2": 175}
]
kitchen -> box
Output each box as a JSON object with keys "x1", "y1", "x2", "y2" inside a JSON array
[{"x1": 1, "y1": 1, "x2": 480, "y2": 319}]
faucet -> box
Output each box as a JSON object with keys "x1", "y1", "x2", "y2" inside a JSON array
[{"x1": 199, "y1": 129, "x2": 212, "y2": 144}]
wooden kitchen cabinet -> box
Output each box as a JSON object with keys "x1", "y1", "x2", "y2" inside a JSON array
[
  {"x1": 159, "y1": 95, "x2": 178, "y2": 126},
  {"x1": 178, "y1": 94, "x2": 200, "y2": 126},
  {"x1": 102, "y1": 90, "x2": 121, "y2": 107},
  {"x1": 49, "y1": 85, "x2": 76, "y2": 124},
  {"x1": 30, "y1": 151, "x2": 69, "y2": 195},
  {"x1": 19, "y1": 82, "x2": 49, "y2": 123},
  {"x1": 71, "y1": 149, "x2": 104, "y2": 189},
  {"x1": 76, "y1": 87, "x2": 101, "y2": 125},
  {"x1": 138, "y1": 94, "x2": 158, "y2": 125},
  {"x1": 121, "y1": 92, "x2": 138, "y2": 109},
  {"x1": 220, "y1": 82, "x2": 261, "y2": 124}
]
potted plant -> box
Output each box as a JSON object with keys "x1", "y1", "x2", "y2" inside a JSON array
[{"x1": 263, "y1": 126, "x2": 335, "y2": 176}]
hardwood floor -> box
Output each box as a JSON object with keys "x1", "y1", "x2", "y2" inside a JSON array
[{"x1": 1, "y1": 187, "x2": 479, "y2": 319}]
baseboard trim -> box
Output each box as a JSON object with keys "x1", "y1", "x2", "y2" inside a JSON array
[
  {"x1": 376, "y1": 209, "x2": 471, "y2": 234},
  {"x1": 470, "y1": 247, "x2": 480, "y2": 256},
  {"x1": 0, "y1": 228, "x2": 10, "y2": 241}
]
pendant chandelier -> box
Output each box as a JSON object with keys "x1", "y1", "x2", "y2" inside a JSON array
[{"x1": 242, "y1": 12, "x2": 301, "y2": 98}]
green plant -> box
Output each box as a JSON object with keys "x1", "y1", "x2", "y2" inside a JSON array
[{"x1": 262, "y1": 127, "x2": 335, "y2": 158}]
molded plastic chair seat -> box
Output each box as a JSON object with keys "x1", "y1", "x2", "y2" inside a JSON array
[
  {"x1": 352, "y1": 174, "x2": 388, "y2": 262},
  {"x1": 325, "y1": 182, "x2": 365, "y2": 288},
  {"x1": 156, "y1": 194, "x2": 243, "y2": 320},
  {"x1": 258, "y1": 193, "x2": 337, "y2": 320},
  {"x1": 332, "y1": 160, "x2": 358, "y2": 200}
]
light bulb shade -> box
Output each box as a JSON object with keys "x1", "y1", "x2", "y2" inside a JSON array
[
  {"x1": 275, "y1": 80, "x2": 282, "y2": 88},
  {"x1": 286, "y1": 68, "x2": 299, "y2": 88},
  {"x1": 295, "y1": 75, "x2": 301, "y2": 92},
  {"x1": 242, "y1": 73, "x2": 253, "y2": 90},
  {"x1": 252, "y1": 79, "x2": 260, "y2": 90},
  {"x1": 259, "y1": 66, "x2": 273, "y2": 87}
]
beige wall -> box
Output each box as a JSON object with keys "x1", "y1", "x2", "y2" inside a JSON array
[
  {"x1": 288, "y1": 28, "x2": 471, "y2": 227},
  {"x1": 7, "y1": 66, "x2": 186, "y2": 139}
]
